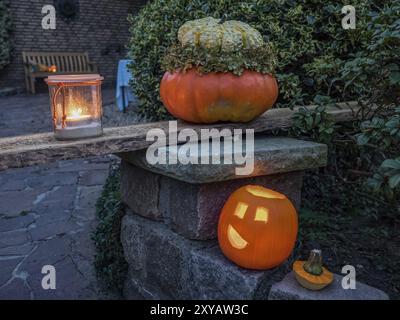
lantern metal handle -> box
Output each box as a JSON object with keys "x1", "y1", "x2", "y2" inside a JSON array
[{"x1": 52, "y1": 83, "x2": 67, "y2": 128}]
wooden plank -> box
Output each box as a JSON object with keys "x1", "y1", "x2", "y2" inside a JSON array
[{"x1": 0, "y1": 102, "x2": 369, "y2": 171}]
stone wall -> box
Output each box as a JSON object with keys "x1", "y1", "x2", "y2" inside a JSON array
[{"x1": 0, "y1": 0, "x2": 147, "y2": 89}]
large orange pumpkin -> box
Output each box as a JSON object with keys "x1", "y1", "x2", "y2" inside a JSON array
[
  {"x1": 160, "y1": 69, "x2": 278, "y2": 123},
  {"x1": 218, "y1": 185, "x2": 298, "y2": 270}
]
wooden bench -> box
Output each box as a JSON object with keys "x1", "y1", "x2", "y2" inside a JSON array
[{"x1": 22, "y1": 52, "x2": 98, "y2": 94}]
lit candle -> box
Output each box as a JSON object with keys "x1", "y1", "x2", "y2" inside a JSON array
[
  {"x1": 66, "y1": 108, "x2": 91, "y2": 122},
  {"x1": 65, "y1": 108, "x2": 92, "y2": 127}
]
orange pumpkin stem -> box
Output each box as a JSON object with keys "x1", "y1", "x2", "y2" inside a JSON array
[{"x1": 303, "y1": 249, "x2": 323, "y2": 276}]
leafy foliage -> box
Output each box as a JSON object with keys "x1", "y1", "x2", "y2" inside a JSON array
[
  {"x1": 290, "y1": 2, "x2": 399, "y2": 205},
  {"x1": 162, "y1": 42, "x2": 277, "y2": 76},
  {"x1": 357, "y1": 107, "x2": 400, "y2": 150},
  {"x1": 128, "y1": 0, "x2": 390, "y2": 120},
  {"x1": 356, "y1": 107, "x2": 400, "y2": 200},
  {"x1": 367, "y1": 158, "x2": 400, "y2": 201},
  {"x1": 291, "y1": 104, "x2": 336, "y2": 144},
  {"x1": 0, "y1": 0, "x2": 12, "y2": 70},
  {"x1": 93, "y1": 165, "x2": 128, "y2": 294}
]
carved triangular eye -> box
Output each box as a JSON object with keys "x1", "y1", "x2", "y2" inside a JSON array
[{"x1": 234, "y1": 202, "x2": 248, "y2": 219}]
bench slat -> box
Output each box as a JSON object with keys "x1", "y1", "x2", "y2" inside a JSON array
[{"x1": 23, "y1": 52, "x2": 95, "y2": 73}]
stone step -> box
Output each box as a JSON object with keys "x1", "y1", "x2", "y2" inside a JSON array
[
  {"x1": 268, "y1": 272, "x2": 389, "y2": 300},
  {"x1": 121, "y1": 211, "x2": 289, "y2": 300},
  {"x1": 120, "y1": 135, "x2": 327, "y2": 184}
]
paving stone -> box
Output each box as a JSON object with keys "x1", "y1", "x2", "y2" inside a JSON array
[
  {"x1": 34, "y1": 210, "x2": 71, "y2": 225},
  {"x1": 31, "y1": 256, "x2": 97, "y2": 300},
  {"x1": 121, "y1": 136, "x2": 327, "y2": 184},
  {"x1": 25, "y1": 172, "x2": 78, "y2": 188},
  {"x1": 18, "y1": 237, "x2": 70, "y2": 278},
  {"x1": 69, "y1": 254, "x2": 97, "y2": 288},
  {"x1": 0, "y1": 188, "x2": 47, "y2": 217},
  {"x1": 79, "y1": 170, "x2": 109, "y2": 186},
  {"x1": 268, "y1": 272, "x2": 389, "y2": 300},
  {"x1": 70, "y1": 224, "x2": 98, "y2": 264},
  {"x1": 0, "y1": 258, "x2": 22, "y2": 286},
  {"x1": 0, "y1": 279, "x2": 32, "y2": 300},
  {"x1": 75, "y1": 185, "x2": 103, "y2": 211},
  {"x1": 121, "y1": 211, "x2": 283, "y2": 300},
  {"x1": 72, "y1": 208, "x2": 97, "y2": 222},
  {"x1": 0, "y1": 214, "x2": 35, "y2": 232},
  {"x1": 0, "y1": 175, "x2": 26, "y2": 191},
  {"x1": 0, "y1": 243, "x2": 35, "y2": 257},
  {"x1": 33, "y1": 185, "x2": 77, "y2": 213},
  {"x1": 29, "y1": 219, "x2": 78, "y2": 241},
  {"x1": 122, "y1": 162, "x2": 303, "y2": 240},
  {"x1": 0, "y1": 230, "x2": 30, "y2": 248}
]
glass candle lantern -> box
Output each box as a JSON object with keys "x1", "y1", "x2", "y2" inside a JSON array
[{"x1": 45, "y1": 74, "x2": 104, "y2": 140}]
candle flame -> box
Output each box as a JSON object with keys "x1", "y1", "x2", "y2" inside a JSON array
[
  {"x1": 66, "y1": 108, "x2": 91, "y2": 121},
  {"x1": 70, "y1": 108, "x2": 83, "y2": 118}
]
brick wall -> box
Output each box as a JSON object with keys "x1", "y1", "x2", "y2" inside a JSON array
[{"x1": 0, "y1": 0, "x2": 147, "y2": 89}]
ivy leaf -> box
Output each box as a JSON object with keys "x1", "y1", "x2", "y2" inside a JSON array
[
  {"x1": 381, "y1": 159, "x2": 400, "y2": 170},
  {"x1": 356, "y1": 133, "x2": 370, "y2": 145},
  {"x1": 389, "y1": 174, "x2": 400, "y2": 189},
  {"x1": 367, "y1": 174, "x2": 384, "y2": 192},
  {"x1": 390, "y1": 71, "x2": 400, "y2": 85},
  {"x1": 306, "y1": 15, "x2": 316, "y2": 25}
]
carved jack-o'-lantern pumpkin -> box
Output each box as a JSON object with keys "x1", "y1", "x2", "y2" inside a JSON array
[{"x1": 218, "y1": 185, "x2": 298, "y2": 270}]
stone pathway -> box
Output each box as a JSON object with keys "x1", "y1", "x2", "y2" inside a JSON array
[
  {"x1": 0, "y1": 156, "x2": 116, "y2": 299},
  {"x1": 0, "y1": 90, "x2": 121, "y2": 300}
]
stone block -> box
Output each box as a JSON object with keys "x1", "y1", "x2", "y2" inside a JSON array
[
  {"x1": 121, "y1": 162, "x2": 303, "y2": 240},
  {"x1": 121, "y1": 162, "x2": 162, "y2": 220},
  {"x1": 268, "y1": 272, "x2": 389, "y2": 300},
  {"x1": 121, "y1": 212, "x2": 288, "y2": 300}
]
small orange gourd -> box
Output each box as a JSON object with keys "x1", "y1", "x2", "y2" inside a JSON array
[{"x1": 293, "y1": 249, "x2": 334, "y2": 291}]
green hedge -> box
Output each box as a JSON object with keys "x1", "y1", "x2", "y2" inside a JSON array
[
  {"x1": 0, "y1": 0, "x2": 12, "y2": 70},
  {"x1": 128, "y1": 0, "x2": 388, "y2": 120},
  {"x1": 93, "y1": 166, "x2": 128, "y2": 294}
]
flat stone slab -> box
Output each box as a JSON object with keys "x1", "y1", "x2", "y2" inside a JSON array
[
  {"x1": 120, "y1": 136, "x2": 327, "y2": 184},
  {"x1": 121, "y1": 211, "x2": 288, "y2": 300},
  {"x1": 268, "y1": 272, "x2": 389, "y2": 300}
]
